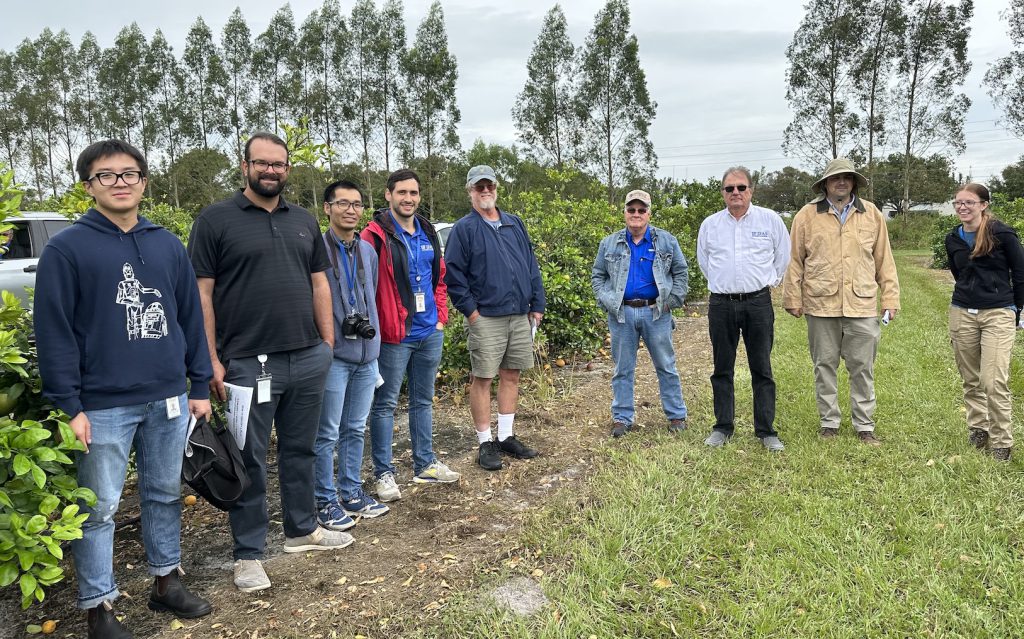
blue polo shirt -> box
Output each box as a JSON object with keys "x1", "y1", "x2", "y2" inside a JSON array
[
  {"x1": 393, "y1": 213, "x2": 438, "y2": 342},
  {"x1": 623, "y1": 228, "x2": 658, "y2": 300}
]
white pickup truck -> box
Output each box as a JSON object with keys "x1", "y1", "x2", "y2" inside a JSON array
[{"x1": 1, "y1": 212, "x2": 71, "y2": 308}]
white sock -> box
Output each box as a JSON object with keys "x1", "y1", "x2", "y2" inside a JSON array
[
  {"x1": 497, "y1": 413, "x2": 515, "y2": 441},
  {"x1": 476, "y1": 429, "x2": 493, "y2": 444}
]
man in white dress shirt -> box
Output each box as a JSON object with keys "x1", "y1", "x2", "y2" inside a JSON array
[{"x1": 697, "y1": 166, "x2": 790, "y2": 451}]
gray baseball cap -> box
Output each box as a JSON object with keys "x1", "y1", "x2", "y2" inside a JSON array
[{"x1": 466, "y1": 165, "x2": 497, "y2": 186}]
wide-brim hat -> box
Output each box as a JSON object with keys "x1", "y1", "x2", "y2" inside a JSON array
[{"x1": 812, "y1": 157, "x2": 869, "y2": 192}]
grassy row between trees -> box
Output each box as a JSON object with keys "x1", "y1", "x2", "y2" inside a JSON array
[{"x1": 426, "y1": 253, "x2": 1024, "y2": 638}]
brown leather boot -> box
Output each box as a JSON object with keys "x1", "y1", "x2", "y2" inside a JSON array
[{"x1": 148, "y1": 567, "x2": 212, "y2": 618}]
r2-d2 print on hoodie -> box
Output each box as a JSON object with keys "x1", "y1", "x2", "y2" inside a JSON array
[{"x1": 115, "y1": 262, "x2": 167, "y2": 340}]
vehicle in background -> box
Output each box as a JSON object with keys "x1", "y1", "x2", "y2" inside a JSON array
[
  {"x1": 0, "y1": 212, "x2": 71, "y2": 308},
  {"x1": 433, "y1": 222, "x2": 453, "y2": 253}
]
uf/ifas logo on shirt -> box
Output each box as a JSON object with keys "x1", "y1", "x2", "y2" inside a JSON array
[{"x1": 751, "y1": 231, "x2": 770, "y2": 238}]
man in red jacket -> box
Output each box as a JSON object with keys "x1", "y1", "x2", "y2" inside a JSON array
[{"x1": 361, "y1": 169, "x2": 461, "y2": 502}]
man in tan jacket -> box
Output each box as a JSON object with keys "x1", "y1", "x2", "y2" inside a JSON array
[{"x1": 782, "y1": 158, "x2": 900, "y2": 445}]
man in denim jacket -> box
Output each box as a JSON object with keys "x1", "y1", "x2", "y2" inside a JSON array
[{"x1": 591, "y1": 189, "x2": 689, "y2": 438}]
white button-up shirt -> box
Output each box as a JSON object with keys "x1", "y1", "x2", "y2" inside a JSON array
[{"x1": 697, "y1": 205, "x2": 791, "y2": 295}]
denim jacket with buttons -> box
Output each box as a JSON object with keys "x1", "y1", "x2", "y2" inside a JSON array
[{"x1": 591, "y1": 225, "x2": 689, "y2": 323}]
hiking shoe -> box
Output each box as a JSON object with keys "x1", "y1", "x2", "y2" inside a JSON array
[
  {"x1": 668, "y1": 418, "x2": 687, "y2": 434},
  {"x1": 761, "y1": 436, "x2": 785, "y2": 452},
  {"x1": 283, "y1": 526, "x2": 354, "y2": 553},
  {"x1": 317, "y1": 499, "x2": 355, "y2": 531},
  {"x1": 478, "y1": 440, "x2": 503, "y2": 471},
  {"x1": 610, "y1": 422, "x2": 630, "y2": 438},
  {"x1": 148, "y1": 567, "x2": 212, "y2": 618},
  {"x1": 992, "y1": 447, "x2": 1012, "y2": 462},
  {"x1": 857, "y1": 431, "x2": 881, "y2": 446},
  {"x1": 374, "y1": 472, "x2": 401, "y2": 502},
  {"x1": 497, "y1": 435, "x2": 539, "y2": 459},
  {"x1": 414, "y1": 461, "x2": 462, "y2": 484},
  {"x1": 704, "y1": 431, "x2": 730, "y2": 447},
  {"x1": 233, "y1": 559, "x2": 271, "y2": 593},
  {"x1": 968, "y1": 428, "x2": 989, "y2": 450},
  {"x1": 87, "y1": 601, "x2": 132, "y2": 639},
  {"x1": 342, "y1": 491, "x2": 390, "y2": 518},
  {"x1": 819, "y1": 427, "x2": 839, "y2": 439}
]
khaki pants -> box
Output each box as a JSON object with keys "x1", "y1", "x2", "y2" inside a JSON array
[
  {"x1": 806, "y1": 315, "x2": 881, "y2": 432},
  {"x1": 949, "y1": 306, "x2": 1015, "y2": 448}
]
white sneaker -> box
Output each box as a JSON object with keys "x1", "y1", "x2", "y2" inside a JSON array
[
  {"x1": 413, "y1": 461, "x2": 462, "y2": 484},
  {"x1": 283, "y1": 526, "x2": 354, "y2": 553},
  {"x1": 374, "y1": 472, "x2": 402, "y2": 502},
  {"x1": 233, "y1": 559, "x2": 271, "y2": 592}
]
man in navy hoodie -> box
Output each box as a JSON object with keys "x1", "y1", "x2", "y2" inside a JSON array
[
  {"x1": 444, "y1": 165, "x2": 545, "y2": 471},
  {"x1": 34, "y1": 140, "x2": 213, "y2": 639}
]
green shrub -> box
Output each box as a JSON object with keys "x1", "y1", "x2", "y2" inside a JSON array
[
  {"x1": 887, "y1": 212, "x2": 941, "y2": 251},
  {"x1": 0, "y1": 167, "x2": 96, "y2": 609}
]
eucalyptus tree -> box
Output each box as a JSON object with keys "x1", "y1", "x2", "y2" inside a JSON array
[
  {"x1": 251, "y1": 5, "x2": 300, "y2": 134},
  {"x1": 373, "y1": 0, "x2": 407, "y2": 171},
  {"x1": 0, "y1": 51, "x2": 23, "y2": 180},
  {"x1": 512, "y1": 5, "x2": 577, "y2": 169},
  {"x1": 348, "y1": 0, "x2": 382, "y2": 200},
  {"x1": 576, "y1": 0, "x2": 657, "y2": 201},
  {"x1": 183, "y1": 17, "x2": 229, "y2": 150},
  {"x1": 147, "y1": 30, "x2": 189, "y2": 205},
  {"x1": 77, "y1": 32, "x2": 103, "y2": 146},
  {"x1": 221, "y1": 8, "x2": 253, "y2": 162},
  {"x1": 37, "y1": 28, "x2": 81, "y2": 187},
  {"x1": 984, "y1": 0, "x2": 1024, "y2": 139}
]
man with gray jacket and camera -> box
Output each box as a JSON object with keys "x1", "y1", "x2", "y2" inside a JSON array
[{"x1": 591, "y1": 189, "x2": 690, "y2": 439}]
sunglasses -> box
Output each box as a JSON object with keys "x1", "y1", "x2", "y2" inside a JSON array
[
  {"x1": 626, "y1": 207, "x2": 649, "y2": 215},
  {"x1": 472, "y1": 182, "x2": 497, "y2": 192},
  {"x1": 723, "y1": 185, "x2": 748, "y2": 193}
]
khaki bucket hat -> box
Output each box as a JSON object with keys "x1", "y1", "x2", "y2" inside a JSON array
[{"x1": 812, "y1": 157, "x2": 869, "y2": 192}]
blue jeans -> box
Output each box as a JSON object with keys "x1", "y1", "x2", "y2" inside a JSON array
[
  {"x1": 314, "y1": 359, "x2": 378, "y2": 503},
  {"x1": 72, "y1": 394, "x2": 188, "y2": 609},
  {"x1": 370, "y1": 329, "x2": 443, "y2": 477},
  {"x1": 608, "y1": 306, "x2": 687, "y2": 425}
]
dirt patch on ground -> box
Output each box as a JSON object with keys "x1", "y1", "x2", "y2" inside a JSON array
[{"x1": 2, "y1": 310, "x2": 714, "y2": 639}]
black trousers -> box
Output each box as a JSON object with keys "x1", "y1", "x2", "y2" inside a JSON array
[
  {"x1": 707, "y1": 291, "x2": 777, "y2": 438},
  {"x1": 223, "y1": 341, "x2": 333, "y2": 560}
]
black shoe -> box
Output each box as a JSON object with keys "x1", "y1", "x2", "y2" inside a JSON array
[
  {"x1": 668, "y1": 418, "x2": 687, "y2": 434},
  {"x1": 610, "y1": 422, "x2": 629, "y2": 438},
  {"x1": 148, "y1": 568, "x2": 212, "y2": 619},
  {"x1": 478, "y1": 440, "x2": 503, "y2": 471},
  {"x1": 87, "y1": 602, "x2": 133, "y2": 639},
  {"x1": 497, "y1": 435, "x2": 539, "y2": 459},
  {"x1": 968, "y1": 428, "x2": 989, "y2": 450}
]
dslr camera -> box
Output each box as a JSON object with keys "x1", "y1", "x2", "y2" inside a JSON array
[{"x1": 342, "y1": 313, "x2": 376, "y2": 340}]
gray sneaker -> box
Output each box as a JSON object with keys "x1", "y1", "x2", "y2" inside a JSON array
[
  {"x1": 374, "y1": 472, "x2": 402, "y2": 502},
  {"x1": 704, "y1": 431, "x2": 731, "y2": 447},
  {"x1": 283, "y1": 526, "x2": 354, "y2": 553},
  {"x1": 761, "y1": 436, "x2": 785, "y2": 452},
  {"x1": 413, "y1": 461, "x2": 462, "y2": 484},
  {"x1": 233, "y1": 559, "x2": 271, "y2": 593}
]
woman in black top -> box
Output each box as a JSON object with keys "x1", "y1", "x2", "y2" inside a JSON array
[{"x1": 945, "y1": 183, "x2": 1024, "y2": 461}]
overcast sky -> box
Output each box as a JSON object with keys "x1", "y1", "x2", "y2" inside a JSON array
[{"x1": 3, "y1": 0, "x2": 1020, "y2": 184}]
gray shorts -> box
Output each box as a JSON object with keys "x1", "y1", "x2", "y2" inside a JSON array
[{"x1": 467, "y1": 314, "x2": 535, "y2": 378}]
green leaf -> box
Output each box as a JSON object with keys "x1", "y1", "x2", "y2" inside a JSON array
[
  {"x1": 37, "y1": 495, "x2": 60, "y2": 516},
  {"x1": 40, "y1": 537, "x2": 62, "y2": 560},
  {"x1": 30, "y1": 465, "x2": 45, "y2": 489},
  {"x1": 0, "y1": 559, "x2": 17, "y2": 586},
  {"x1": 36, "y1": 565, "x2": 62, "y2": 581},
  {"x1": 12, "y1": 428, "x2": 50, "y2": 449},
  {"x1": 19, "y1": 571, "x2": 37, "y2": 599},
  {"x1": 0, "y1": 489, "x2": 13, "y2": 509},
  {"x1": 25, "y1": 515, "x2": 46, "y2": 536},
  {"x1": 12, "y1": 453, "x2": 30, "y2": 475},
  {"x1": 31, "y1": 447, "x2": 57, "y2": 462},
  {"x1": 17, "y1": 549, "x2": 34, "y2": 571}
]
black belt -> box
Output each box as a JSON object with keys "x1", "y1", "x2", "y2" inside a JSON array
[
  {"x1": 623, "y1": 298, "x2": 657, "y2": 308},
  {"x1": 710, "y1": 287, "x2": 769, "y2": 302}
]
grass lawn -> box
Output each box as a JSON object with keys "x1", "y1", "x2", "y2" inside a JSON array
[{"x1": 429, "y1": 252, "x2": 1024, "y2": 638}]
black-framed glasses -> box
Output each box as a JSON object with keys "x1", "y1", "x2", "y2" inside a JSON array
[
  {"x1": 626, "y1": 207, "x2": 649, "y2": 215},
  {"x1": 248, "y1": 159, "x2": 290, "y2": 173},
  {"x1": 723, "y1": 185, "x2": 748, "y2": 193},
  {"x1": 328, "y1": 200, "x2": 364, "y2": 212},
  {"x1": 87, "y1": 171, "x2": 145, "y2": 186},
  {"x1": 472, "y1": 182, "x2": 497, "y2": 192},
  {"x1": 953, "y1": 200, "x2": 983, "y2": 208}
]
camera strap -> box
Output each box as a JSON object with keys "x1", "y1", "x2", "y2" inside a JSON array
[{"x1": 325, "y1": 230, "x2": 367, "y2": 316}]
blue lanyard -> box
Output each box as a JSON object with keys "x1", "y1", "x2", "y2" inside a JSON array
[
  {"x1": 336, "y1": 239, "x2": 357, "y2": 307},
  {"x1": 397, "y1": 221, "x2": 422, "y2": 292}
]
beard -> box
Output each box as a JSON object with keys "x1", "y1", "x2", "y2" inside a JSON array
[
  {"x1": 475, "y1": 196, "x2": 496, "y2": 211},
  {"x1": 248, "y1": 171, "x2": 285, "y2": 198}
]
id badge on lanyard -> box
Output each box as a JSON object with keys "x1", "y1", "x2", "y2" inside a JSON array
[{"x1": 256, "y1": 354, "x2": 272, "y2": 404}]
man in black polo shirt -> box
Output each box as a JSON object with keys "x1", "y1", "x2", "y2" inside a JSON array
[{"x1": 188, "y1": 132, "x2": 348, "y2": 594}]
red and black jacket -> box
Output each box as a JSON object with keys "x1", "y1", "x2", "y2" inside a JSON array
[{"x1": 361, "y1": 209, "x2": 448, "y2": 344}]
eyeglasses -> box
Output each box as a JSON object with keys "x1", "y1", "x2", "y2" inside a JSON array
[
  {"x1": 723, "y1": 185, "x2": 748, "y2": 193},
  {"x1": 953, "y1": 200, "x2": 983, "y2": 208},
  {"x1": 328, "y1": 200, "x2": 364, "y2": 212},
  {"x1": 626, "y1": 207, "x2": 649, "y2": 215},
  {"x1": 472, "y1": 182, "x2": 497, "y2": 192},
  {"x1": 87, "y1": 171, "x2": 145, "y2": 186},
  {"x1": 248, "y1": 159, "x2": 290, "y2": 173}
]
